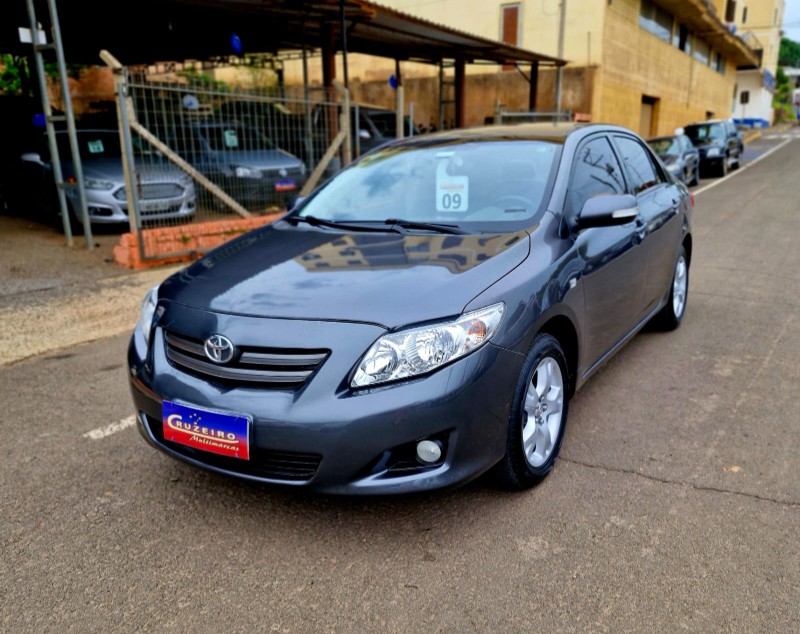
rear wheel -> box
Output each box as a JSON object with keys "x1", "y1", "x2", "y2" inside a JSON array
[
  {"x1": 496, "y1": 334, "x2": 570, "y2": 490},
  {"x1": 690, "y1": 162, "x2": 700, "y2": 186},
  {"x1": 651, "y1": 245, "x2": 688, "y2": 331}
]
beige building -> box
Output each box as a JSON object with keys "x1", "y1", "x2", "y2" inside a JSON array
[
  {"x1": 727, "y1": 0, "x2": 785, "y2": 125},
  {"x1": 282, "y1": 0, "x2": 760, "y2": 136}
]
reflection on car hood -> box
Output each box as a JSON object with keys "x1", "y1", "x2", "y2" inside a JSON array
[
  {"x1": 219, "y1": 149, "x2": 303, "y2": 171},
  {"x1": 160, "y1": 223, "x2": 531, "y2": 328}
]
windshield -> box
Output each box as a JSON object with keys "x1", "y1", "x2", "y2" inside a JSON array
[
  {"x1": 648, "y1": 138, "x2": 679, "y2": 158},
  {"x1": 684, "y1": 124, "x2": 725, "y2": 144},
  {"x1": 57, "y1": 132, "x2": 122, "y2": 159},
  {"x1": 297, "y1": 140, "x2": 559, "y2": 230},
  {"x1": 198, "y1": 125, "x2": 275, "y2": 152}
]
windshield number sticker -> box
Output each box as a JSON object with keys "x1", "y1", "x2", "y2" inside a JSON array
[
  {"x1": 436, "y1": 159, "x2": 469, "y2": 212},
  {"x1": 87, "y1": 140, "x2": 104, "y2": 154},
  {"x1": 224, "y1": 129, "x2": 239, "y2": 148}
]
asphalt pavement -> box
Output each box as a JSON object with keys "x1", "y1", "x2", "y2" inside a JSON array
[{"x1": 1, "y1": 128, "x2": 799, "y2": 632}]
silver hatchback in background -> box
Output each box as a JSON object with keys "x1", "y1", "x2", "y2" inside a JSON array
[{"x1": 19, "y1": 129, "x2": 196, "y2": 227}]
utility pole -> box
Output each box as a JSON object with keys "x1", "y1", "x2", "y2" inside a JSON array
[{"x1": 555, "y1": 0, "x2": 567, "y2": 117}]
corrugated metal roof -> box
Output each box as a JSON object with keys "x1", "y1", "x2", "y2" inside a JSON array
[{"x1": 1, "y1": 0, "x2": 566, "y2": 67}]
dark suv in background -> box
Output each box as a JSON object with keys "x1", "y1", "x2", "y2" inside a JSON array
[{"x1": 683, "y1": 119, "x2": 743, "y2": 177}]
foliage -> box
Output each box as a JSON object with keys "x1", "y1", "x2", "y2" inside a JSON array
[
  {"x1": 778, "y1": 37, "x2": 800, "y2": 68},
  {"x1": 773, "y1": 65, "x2": 793, "y2": 122},
  {"x1": 178, "y1": 68, "x2": 230, "y2": 93},
  {"x1": 0, "y1": 55, "x2": 25, "y2": 95}
]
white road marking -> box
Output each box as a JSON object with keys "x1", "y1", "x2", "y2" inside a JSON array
[
  {"x1": 693, "y1": 137, "x2": 794, "y2": 197},
  {"x1": 83, "y1": 415, "x2": 137, "y2": 440}
]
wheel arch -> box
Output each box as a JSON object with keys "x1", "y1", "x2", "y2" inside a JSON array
[
  {"x1": 682, "y1": 232, "x2": 692, "y2": 267},
  {"x1": 537, "y1": 315, "x2": 579, "y2": 397}
]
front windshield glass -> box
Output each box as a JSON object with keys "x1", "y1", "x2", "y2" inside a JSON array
[
  {"x1": 684, "y1": 124, "x2": 725, "y2": 144},
  {"x1": 297, "y1": 140, "x2": 559, "y2": 228},
  {"x1": 199, "y1": 125, "x2": 275, "y2": 152},
  {"x1": 58, "y1": 132, "x2": 122, "y2": 159},
  {"x1": 648, "y1": 138, "x2": 679, "y2": 158}
]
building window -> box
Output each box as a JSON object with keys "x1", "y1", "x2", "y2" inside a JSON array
[
  {"x1": 640, "y1": 0, "x2": 673, "y2": 43},
  {"x1": 740, "y1": 90, "x2": 750, "y2": 105},
  {"x1": 713, "y1": 51, "x2": 725, "y2": 74},
  {"x1": 500, "y1": 3, "x2": 521, "y2": 71},
  {"x1": 725, "y1": 0, "x2": 737, "y2": 23},
  {"x1": 742, "y1": 6, "x2": 748, "y2": 24},
  {"x1": 693, "y1": 38, "x2": 710, "y2": 65},
  {"x1": 673, "y1": 23, "x2": 691, "y2": 53}
]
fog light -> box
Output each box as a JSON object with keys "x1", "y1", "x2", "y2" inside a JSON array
[{"x1": 416, "y1": 440, "x2": 442, "y2": 464}]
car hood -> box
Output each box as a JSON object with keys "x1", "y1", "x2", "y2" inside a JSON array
[
  {"x1": 159, "y1": 223, "x2": 531, "y2": 328},
  {"x1": 219, "y1": 149, "x2": 303, "y2": 171},
  {"x1": 62, "y1": 156, "x2": 185, "y2": 184}
]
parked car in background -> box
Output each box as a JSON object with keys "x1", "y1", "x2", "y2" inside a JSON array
[
  {"x1": 171, "y1": 120, "x2": 306, "y2": 210},
  {"x1": 683, "y1": 119, "x2": 743, "y2": 177},
  {"x1": 16, "y1": 129, "x2": 196, "y2": 228},
  {"x1": 128, "y1": 122, "x2": 693, "y2": 495},
  {"x1": 217, "y1": 100, "x2": 419, "y2": 169},
  {"x1": 354, "y1": 105, "x2": 419, "y2": 153},
  {"x1": 647, "y1": 132, "x2": 699, "y2": 186}
]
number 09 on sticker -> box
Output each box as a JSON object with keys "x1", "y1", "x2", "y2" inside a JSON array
[{"x1": 436, "y1": 159, "x2": 469, "y2": 212}]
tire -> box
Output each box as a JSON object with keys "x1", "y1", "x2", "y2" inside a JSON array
[
  {"x1": 651, "y1": 245, "x2": 689, "y2": 331},
  {"x1": 495, "y1": 333, "x2": 570, "y2": 490},
  {"x1": 732, "y1": 147, "x2": 742, "y2": 170},
  {"x1": 690, "y1": 163, "x2": 700, "y2": 187},
  {"x1": 718, "y1": 155, "x2": 728, "y2": 178}
]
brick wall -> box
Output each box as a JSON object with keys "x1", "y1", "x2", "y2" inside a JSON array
[{"x1": 114, "y1": 214, "x2": 283, "y2": 270}]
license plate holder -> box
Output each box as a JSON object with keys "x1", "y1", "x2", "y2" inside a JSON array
[{"x1": 162, "y1": 400, "x2": 250, "y2": 460}]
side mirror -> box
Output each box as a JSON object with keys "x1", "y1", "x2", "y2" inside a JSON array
[
  {"x1": 577, "y1": 194, "x2": 638, "y2": 230},
  {"x1": 21, "y1": 152, "x2": 44, "y2": 166},
  {"x1": 358, "y1": 129, "x2": 371, "y2": 140}
]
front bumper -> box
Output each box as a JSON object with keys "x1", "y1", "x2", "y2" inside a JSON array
[
  {"x1": 128, "y1": 304, "x2": 525, "y2": 495},
  {"x1": 67, "y1": 182, "x2": 196, "y2": 225}
]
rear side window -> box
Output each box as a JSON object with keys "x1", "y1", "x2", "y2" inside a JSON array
[
  {"x1": 566, "y1": 136, "x2": 626, "y2": 216},
  {"x1": 614, "y1": 136, "x2": 660, "y2": 194}
]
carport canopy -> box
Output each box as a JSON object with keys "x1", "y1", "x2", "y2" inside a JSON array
[{"x1": 4, "y1": 0, "x2": 566, "y2": 125}]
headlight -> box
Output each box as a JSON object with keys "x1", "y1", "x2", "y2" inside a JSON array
[
  {"x1": 140, "y1": 285, "x2": 160, "y2": 345},
  {"x1": 351, "y1": 303, "x2": 505, "y2": 388},
  {"x1": 706, "y1": 148, "x2": 721, "y2": 157},
  {"x1": 234, "y1": 166, "x2": 261, "y2": 178},
  {"x1": 299, "y1": 163, "x2": 307, "y2": 176},
  {"x1": 85, "y1": 178, "x2": 115, "y2": 190}
]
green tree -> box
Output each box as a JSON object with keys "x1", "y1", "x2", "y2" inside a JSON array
[
  {"x1": 0, "y1": 54, "x2": 25, "y2": 95},
  {"x1": 778, "y1": 38, "x2": 800, "y2": 67}
]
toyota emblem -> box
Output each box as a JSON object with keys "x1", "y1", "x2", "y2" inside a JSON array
[
  {"x1": 204, "y1": 334, "x2": 234, "y2": 364},
  {"x1": 279, "y1": 168, "x2": 288, "y2": 178}
]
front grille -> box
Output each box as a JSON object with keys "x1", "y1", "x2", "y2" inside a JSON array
[
  {"x1": 144, "y1": 414, "x2": 321, "y2": 481},
  {"x1": 164, "y1": 330, "x2": 328, "y2": 388},
  {"x1": 141, "y1": 203, "x2": 183, "y2": 216},
  {"x1": 114, "y1": 182, "x2": 184, "y2": 201}
]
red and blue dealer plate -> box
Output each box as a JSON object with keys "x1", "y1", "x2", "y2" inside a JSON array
[{"x1": 162, "y1": 401, "x2": 250, "y2": 460}]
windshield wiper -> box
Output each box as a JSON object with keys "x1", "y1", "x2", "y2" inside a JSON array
[
  {"x1": 384, "y1": 218, "x2": 468, "y2": 235},
  {"x1": 287, "y1": 215, "x2": 400, "y2": 233}
]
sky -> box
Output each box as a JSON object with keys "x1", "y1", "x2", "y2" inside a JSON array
[{"x1": 784, "y1": 0, "x2": 800, "y2": 45}]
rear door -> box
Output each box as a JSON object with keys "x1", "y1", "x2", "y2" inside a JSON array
[{"x1": 612, "y1": 133, "x2": 683, "y2": 314}]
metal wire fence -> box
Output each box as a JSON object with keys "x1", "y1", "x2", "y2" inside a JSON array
[{"x1": 126, "y1": 79, "x2": 349, "y2": 235}]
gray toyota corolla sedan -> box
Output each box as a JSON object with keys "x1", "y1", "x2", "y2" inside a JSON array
[{"x1": 128, "y1": 123, "x2": 692, "y2": 495}]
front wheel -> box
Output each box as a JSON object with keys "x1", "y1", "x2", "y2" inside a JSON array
[
  {"x1": 651, "y1": 245, "x2": 689, "y2": 331},
  {"x1": 495, "y1": 334, "x2": 570, "y2": 490}
]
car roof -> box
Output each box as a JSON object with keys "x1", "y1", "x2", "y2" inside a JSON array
[
  {"x1": 685, "y1": 119, "x2": 727, "y2": 126},
  {"x1": 398, "y1": 122, "x2": 634, "y2": 146}
]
